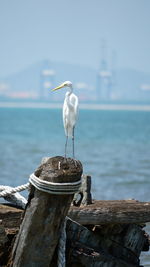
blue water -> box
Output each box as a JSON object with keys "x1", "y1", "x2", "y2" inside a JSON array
[
  {"x1": 0, "y1": 107, "x2": 150, "y2": 265},
  {"x1": 1, "y1": 107, "x2": 150, "y2": 201}
]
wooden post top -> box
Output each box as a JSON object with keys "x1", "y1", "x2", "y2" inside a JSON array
[{"x1": 34, "y1": 156, "x2": 83, "y2": 183}]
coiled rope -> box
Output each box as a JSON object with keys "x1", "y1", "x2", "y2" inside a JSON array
[{"x1": 29, "y1": 173, "x2": 81, "y2": 195}]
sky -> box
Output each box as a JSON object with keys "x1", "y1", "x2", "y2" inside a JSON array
[{"x1": 0, "y1": 0, "x2": 150, "y2": 77}]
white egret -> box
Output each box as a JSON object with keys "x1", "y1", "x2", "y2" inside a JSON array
[{"x1": 52, "y1": 81, "x2": 79, "y2": 158}]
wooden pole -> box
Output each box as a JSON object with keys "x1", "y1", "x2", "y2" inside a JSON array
[{"x1": 10, "y1": 156, "x2": 82, "y2": 267}]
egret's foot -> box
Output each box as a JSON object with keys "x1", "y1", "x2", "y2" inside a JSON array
[
  {"x1": 58, "y1": 157, "x2": 78, "y2": 169},
  {"x1": 73, "y1": 158, "x2": 78, "y2": 168},
  {"x1": 61, "y1": 157, "x2": 70, "y2": 170}
]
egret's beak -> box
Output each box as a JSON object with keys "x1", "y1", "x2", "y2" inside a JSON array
[{"x1": 51, "y1": 83, "x2": 65, "y2": 91}]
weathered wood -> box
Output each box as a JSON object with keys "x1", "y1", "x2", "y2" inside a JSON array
[
  {"x1": 1, "y1": 199, "x2": 150, "y2": 227},
  {"x1": 66, "y1": 218, "x2": 147, "y2": 267},
  {"x1": 73, "y1": 174, "x2": 92, "y2": 206},
  {"x1": 0, "y1": 221, "x2": 8, "y2": 246},
  {"x1": 91, "y1": 225, "x2": 145, "y2": 266},
  {"x1": 0, "y1": 204, "x2": 149, "y2": 267},
  {"x1": 0, "y1": 220, "x2": 9, "y2": 264},
  {"x1": 67, "y1": 242, "x2": 136, "y2": 267},
  {"x1": 69, "y1": 200, "x2": 150, "y2": 224},
  {"x1": 0, "y1": 204, "x2": 22, "y2": 229},
  {"x1": 124, "y1": 224, "x2": 146, "y2": 256},
  {"x1": 9, "y1": 156, "x2": 82, "y2": 267}
]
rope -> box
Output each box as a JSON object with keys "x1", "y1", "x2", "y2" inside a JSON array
[
  {"x1": 29, "y1": 173, "x2": 81, "y2": 195},
  {"x1": 0, "y1": 184, "x2": 29, "y2": 209},
  {"x1": 0, "y1": 183, "x2": 29, "y2": 197}
]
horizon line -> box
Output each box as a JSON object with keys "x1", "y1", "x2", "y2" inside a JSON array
[{"x1": 0, "y1": 102, "x2": 150, "y2": 111}]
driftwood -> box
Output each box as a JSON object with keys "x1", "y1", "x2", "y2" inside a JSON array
[
  {"x1": 1, "y1": 200, "x2": 150, "y2": 228},
  {"x1": 7, "y1": 156, "x2": 83, "y2": 267},
  {"x1": 66, "y1": 218, "x2": 149, "y2": 267},
  {"x1": 0, "y1": 200, "x2": 150, "y2": 266},
  {"x1": 70, "y1": 199, "x2": 150, "y2": 224}
]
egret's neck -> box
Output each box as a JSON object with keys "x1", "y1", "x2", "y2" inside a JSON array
[
  {"x1": 65, "y1": 86, "x2": 73, "y2": 106},
  {"x1": 68, "y1": 86, "x2": 73, "y2": 95}
]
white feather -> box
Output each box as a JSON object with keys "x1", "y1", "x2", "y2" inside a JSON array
[{"x1": 63, "y1": 92, "x2": 78, "y2": 137}]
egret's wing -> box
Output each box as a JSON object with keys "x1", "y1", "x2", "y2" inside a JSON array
[
  {"x1": 63, "y1": 93, "x2": 79, "y2": 137},
  {"x1": 63, "y1": 99, "x2": 67, "y2": 127},
  {"x1": 71, "y1": 93, "x2": 79, "y2": 123},
  {"x1": 63, "y1": 99, "x2": 70, "y2": 136}
]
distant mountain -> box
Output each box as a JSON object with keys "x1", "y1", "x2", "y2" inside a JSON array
[
  {"x1": 0, "y1": 60, "x2": 150, "y2": 103},
  {"x1": 116, "y1": 68, "x2": 150, "y2": 101}
]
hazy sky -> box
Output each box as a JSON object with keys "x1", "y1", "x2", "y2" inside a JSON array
[{"x1": 0, "y1": 0, "x2": 150, "y2": 77}]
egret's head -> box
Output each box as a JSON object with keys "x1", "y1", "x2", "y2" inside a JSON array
[{"x1": 52, "y1": 81, "x2": 72, "y2": 91}]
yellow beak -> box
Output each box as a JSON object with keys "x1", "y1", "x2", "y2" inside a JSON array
[{"x1": 51, "y1": 83, "x2": 65, "y2": 91}]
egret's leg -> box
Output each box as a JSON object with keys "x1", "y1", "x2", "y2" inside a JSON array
[
  {"x1": 72, "y1": 127, "x2": 75, "y2": 158},
  {"x1": 65, "y1": 135, "x2": 68, "y2": 158}
]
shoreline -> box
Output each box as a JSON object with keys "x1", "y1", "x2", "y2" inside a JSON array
[{"x1": 0, "y1": 101, "x2": 150, "y2": 111}]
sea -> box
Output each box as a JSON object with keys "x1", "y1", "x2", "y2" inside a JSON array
[{"x1": 0, "y1": 106, "x2": 150, "y2": 266}]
